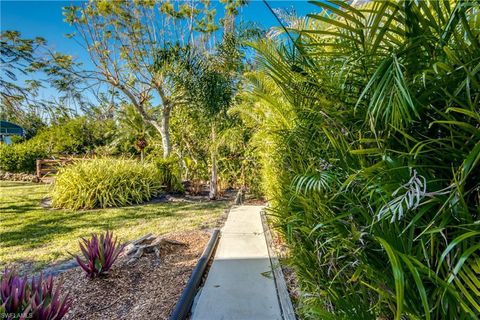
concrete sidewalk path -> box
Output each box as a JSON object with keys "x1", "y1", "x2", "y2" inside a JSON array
[{"x1": 191, "y1": 205, "x2": 282, "y2": 320}]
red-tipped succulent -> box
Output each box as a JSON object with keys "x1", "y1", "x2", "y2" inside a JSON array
[{"x1": 74, "y1": 231, "x2": 124, "y2": 278}]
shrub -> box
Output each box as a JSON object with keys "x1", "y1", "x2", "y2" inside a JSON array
[
  {"x1": 51, "y1": 158, "x2": 163, "y2": 209},
  {"x1": 74, "y1": 231, "x2": 124, "y2": 278},
  {"x1": 0, "y1": 139, "x2": 48, "y2": 173},
  {"x1": 0, "y1": 269, "x2": 29, "y2": 317},
  {"x1": 243, "y1": 1, "x2": 480, "y2": 319},
  {"x1": 147, "y1": 156, "x2": 184, "y2": 193},
  {"x1": 35, "y1": 116, "x2": 114, "y2": 155},
  {"x1": 0, "y1": 269, "x2": 71, "y2": 320}
]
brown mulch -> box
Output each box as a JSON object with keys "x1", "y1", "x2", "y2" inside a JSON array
[{"x1": 59, "y1": 230, "x2": 210, "y2": 320}]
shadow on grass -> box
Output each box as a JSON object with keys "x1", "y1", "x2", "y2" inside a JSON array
[
  {"x1": 0, "y1": 181, "x2": 40, "y2": 188},
  {"x1": 0, "y1": 200, "x2": 228, "y2": 249},
  {"x1": 0, "y1": 203, "x2": 40, "y2": 214}
]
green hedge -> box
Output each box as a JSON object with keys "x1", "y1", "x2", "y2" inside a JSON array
[
  {"x1": 0, "y1": 140, "x2": 48, "y2": 173},
  {"x1": 244, "y1": 1, "x2": 480, "y2": 319},
  {"x1": 51, "y1": 158, "x2": 164, "y2": 209}
]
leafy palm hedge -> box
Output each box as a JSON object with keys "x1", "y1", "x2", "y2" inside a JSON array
[
  {"x1": 51, "y1": 158, "x2": 164, "y2": 209},
  {"x1": 240, "y1": 1, "x2": 479, "y2": 319}
]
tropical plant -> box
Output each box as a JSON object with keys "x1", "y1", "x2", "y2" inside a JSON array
[
  {"x1": 241, "y1": 0, "x2": 480, "y2": 319},
  {"x1": 74, "y1": 231, "x2": 124, "y2": 278},
  {"x1": 0, "y1": 269, "x2": 30, "y2": 318},
  {"x1": 51, "y1": 158, "x2": 164, "y2": 209},
  {"x1": 0, "y1": 269, "x2": 71, "y2": 320},
  {"x1": 146, "y1": 155, "x2": 184, "y2": 193},
  {"x1": 63, "y1": 0, "x2": 245, "y2": 158},
  {"x1": 109, "y1": 104, "x2": 156, "y2": 161}
]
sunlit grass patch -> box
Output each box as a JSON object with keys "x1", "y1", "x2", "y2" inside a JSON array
[{"x1": 0, "y1": 181, "x2": 228, "y2": 273}]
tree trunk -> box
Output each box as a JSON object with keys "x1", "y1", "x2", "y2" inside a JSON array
[
  {"x1": 159, "y1": 109, "x2": 171, "y2": 158},
  {"x1": 209, "y1": 124, "x2": 218, "y2": 200},
  {"x1": 117, "y1": 83, "x2": 172, "y2": 158}
]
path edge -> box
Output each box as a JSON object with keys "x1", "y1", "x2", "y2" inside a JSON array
[{"x1": 260, "y1": 208, "x2": 296, "y2": 320}]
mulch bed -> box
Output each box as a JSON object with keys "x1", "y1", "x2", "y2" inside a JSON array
[{"x1": 59, "y1": 230, "x2": 210, "y2": 320}]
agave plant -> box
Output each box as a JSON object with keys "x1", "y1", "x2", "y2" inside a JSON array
[
  {"x1": 0, "y1": 269, "x2": 71, "y2": 320},
  {"x1": 74, "y1": 231, "x2": 124, "y2": 278}
]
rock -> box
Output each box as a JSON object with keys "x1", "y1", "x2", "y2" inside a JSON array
[{"x1": 0, "y1": 170, "x2": 40, "y2": 183}]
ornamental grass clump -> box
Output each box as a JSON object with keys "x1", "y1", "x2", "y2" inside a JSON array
[
  {"x1": 0, "y1": 269, "x2": 71, "y2": 320},
  {"x1": 51, "y1": 158, "x2": 163, "y2": 209},
  {"x1": 74, "y1": 231, "x2": 124, "y2": 278}
]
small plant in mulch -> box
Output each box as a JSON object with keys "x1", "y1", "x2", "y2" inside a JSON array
[
  {"x1": 72, "y1": 231, "x2": 124, "y2": 278},
  {"x1": 0, "y1": 269, "x2": 71, "y2": 320}
]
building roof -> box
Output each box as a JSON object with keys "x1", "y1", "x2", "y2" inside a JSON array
[{"x1": 0, "y1": 120, "x2": 25, "y2": 136}]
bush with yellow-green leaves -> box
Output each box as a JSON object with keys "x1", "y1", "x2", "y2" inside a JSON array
[{"x1": 51, "y1": 158, "x2": 163, "y2": 210}]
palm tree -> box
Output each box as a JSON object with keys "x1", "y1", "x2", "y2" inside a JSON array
[
  {"x1": 113, "y1": 104, "x2": 155, "y2": 161},
  {"x1": 241, "y1": 1, "x2": 480, "y2": 318}
]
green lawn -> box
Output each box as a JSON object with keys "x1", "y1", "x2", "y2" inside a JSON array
[{"x1": 0, "y1": 181, "x2": 228, "y2": 273}]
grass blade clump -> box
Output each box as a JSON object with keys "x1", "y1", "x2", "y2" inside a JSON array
[{"x1": 51, "y1": 158, "x2": 163, "y2": 209}]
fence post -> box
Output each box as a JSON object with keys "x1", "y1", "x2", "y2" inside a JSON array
[{"x1": 36, "y1": 159, "x2": 42, "y2": 180}]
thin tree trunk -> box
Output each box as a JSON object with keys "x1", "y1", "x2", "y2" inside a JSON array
[
  {"x1": 159, "y1": 108, "x2": 171, "y2": 158},
  {"x1": 116, "y1": 83, "x2": 172, "y2": 158},
  {"x1": 209, "y1": 124, "x2": 218, "y2": 200}
]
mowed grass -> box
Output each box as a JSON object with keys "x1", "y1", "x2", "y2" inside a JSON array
[{"x1": 0, "y1": 181, "x2": 228, "y2": 273}]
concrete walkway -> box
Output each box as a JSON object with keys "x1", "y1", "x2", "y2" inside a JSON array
[{"x1": 191, "y1": 205, "x2": 282, "y2": 320}]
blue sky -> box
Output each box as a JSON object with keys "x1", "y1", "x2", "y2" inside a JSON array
[{"x1": 1, "y1": 1, "x2": 318, "y2": 102}]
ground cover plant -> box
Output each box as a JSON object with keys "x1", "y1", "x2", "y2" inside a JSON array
[
  {"x1": 240, "y1": 0, "x2": 480, "y2": 319},
  {"x1": 0, "y1": 269, "x2": 71, "y2": 320},
  {"x1": 51, "y1": 158, "x2": 164, "y2": 210},
  {"x1": 73, "y1": 231, "x2": 124, "y2": 278},
  {"x1": 0, "y1": 181, "x2": 228, "y2": 274}
]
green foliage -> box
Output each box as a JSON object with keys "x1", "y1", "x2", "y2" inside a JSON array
[
  {"x1": 51, "y1": 158, "x2": 163, "y2": 210},
  {"x1": 37, "y1": 116, "x2": 114, "y2": 155},
  {"x1": 0, "y1": 116, "x2": 113, "y2": 173},
  {"x1": 146, "y1": 153, "x2": 184, "y2": 193},
  {"x1": 1, "y1": 30, "x2": 47, "y2": 116},
  {"x1": 0, "y1": 138, "x2": 47, "y2": 173},
  {"x1": 243, "y1": 0, "x2": 480, "y2": 319}
]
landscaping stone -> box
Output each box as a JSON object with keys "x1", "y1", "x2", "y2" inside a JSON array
[{"x1": 0, "y1": 170, "x2": 39, "y2": 182}]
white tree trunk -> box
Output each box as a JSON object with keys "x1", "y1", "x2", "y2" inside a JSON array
[
  {"x1": 209, "y1": 124, "x2": 218, "y2": 200},
  {"x1": 159, "y1": 109, "x2": 171, "y2": 158}
]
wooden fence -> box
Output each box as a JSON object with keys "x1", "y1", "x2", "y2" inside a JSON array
[{"x1": 36, "y1": 158, "x2": 77, "y2": 181}]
